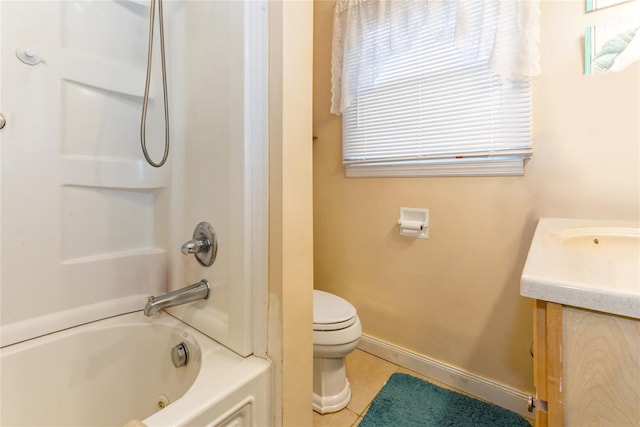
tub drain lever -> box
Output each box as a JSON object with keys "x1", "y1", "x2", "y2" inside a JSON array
[{"x1": 171, "y1": 342, "x2": 189, "y2": 368}]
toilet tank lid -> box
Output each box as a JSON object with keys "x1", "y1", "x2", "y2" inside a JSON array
[{"x1": 313, "y1": 290, "x2": 357, "y2": 325}]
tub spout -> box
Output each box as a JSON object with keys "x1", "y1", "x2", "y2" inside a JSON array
[{"x1": 144, "y1": 279, "x2": 210, "y2": 317}]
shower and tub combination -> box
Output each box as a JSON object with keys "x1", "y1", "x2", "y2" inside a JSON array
[{"x1": 0, "y1": 1, "x2": 271, "y2": 425}]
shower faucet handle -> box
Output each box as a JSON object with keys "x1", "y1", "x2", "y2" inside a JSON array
[
  {"x1": 181, "y1": 222, "x2": 218, "y2": 267},
  {"x1": 180, "y1": 238, "x2": 207, "y2": 255}
]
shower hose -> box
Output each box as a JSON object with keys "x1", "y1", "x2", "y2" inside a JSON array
[{"x1": 140, "y1": 0, "x2": 170, "y2": 168}]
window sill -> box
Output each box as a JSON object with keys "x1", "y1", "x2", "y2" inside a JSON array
[{"x1": 344, "y1": 158, "x2": 528, "y2": 178}]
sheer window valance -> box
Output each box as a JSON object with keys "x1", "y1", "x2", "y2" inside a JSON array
[{"x1": 331, "y1": 0, "x2": 541, "y2": 115}]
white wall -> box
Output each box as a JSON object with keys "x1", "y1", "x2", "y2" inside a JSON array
[
  {"x1": 0, "y1": 1, "x2": 266, "y2": 357},
  {"x1": 1, "y1": 1, "x2": 166, "y2": 345},
  {"x1": 166, "y1": 0, "x2": 268, "y2": 357}
]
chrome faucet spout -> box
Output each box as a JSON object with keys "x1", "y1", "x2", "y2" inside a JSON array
[{"x1": 144, "y1": 279, "x2": 210, "y2": 317}]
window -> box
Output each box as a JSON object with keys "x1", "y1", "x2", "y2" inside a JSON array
[{"x1": 331, "y1": 1, "x2": 540, "y2": 177}]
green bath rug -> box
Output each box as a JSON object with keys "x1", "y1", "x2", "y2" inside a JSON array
[{"x1": 359, "y1": 373, "x2": 530, "y2": 427}]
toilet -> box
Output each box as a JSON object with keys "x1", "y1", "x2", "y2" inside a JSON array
[{"x1": 313, "y1": 289, "x2": 362, "y2": 414}]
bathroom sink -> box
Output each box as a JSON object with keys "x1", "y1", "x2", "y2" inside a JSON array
[
  {"x1": 553, "y1": 227, "x2": 640, "y2": 265},
  {"x1": 521, "y1": 218, "x2": 640, "y2": 319}
]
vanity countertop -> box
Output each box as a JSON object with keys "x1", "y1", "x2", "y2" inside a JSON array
[{"x1": 521, "y1": 217, "x2": 640, "y2": 319}]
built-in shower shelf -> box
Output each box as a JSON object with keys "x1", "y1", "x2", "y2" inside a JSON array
[
  {"x1": 61, "y1": 156, "x2": 168, "y2": 189},
  {"x1": 125, "y1": 0, "x2": 150, "y2": 8},
  {"x1": 61, "y1": 247, "x2": 167, "y2": 265},
  {"x1": 61, "y1": 52, "x2": 146, "y2": 98}
]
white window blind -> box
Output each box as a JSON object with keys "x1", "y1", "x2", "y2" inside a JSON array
[{"x1": 340, "y1": 3, "x2": 533, "y2": 177}]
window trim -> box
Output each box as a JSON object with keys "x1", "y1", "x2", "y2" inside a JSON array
[{"x1": 344, "y1": 157, "x2": 530, "y2": 178}]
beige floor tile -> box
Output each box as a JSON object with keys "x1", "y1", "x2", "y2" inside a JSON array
[
  {"x1": 312, "y1": 408, "x2": 359, "y2": 427},
  {"x1": 345, "y1": 349, "x2": 399, "y2": 415}
]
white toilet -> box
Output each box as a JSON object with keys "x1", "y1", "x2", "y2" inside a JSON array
[{"x1": 313, "y1": 289, "x2": 362, "y2": 414}]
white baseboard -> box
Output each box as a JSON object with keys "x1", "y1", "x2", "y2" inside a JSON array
[{"x1": 357, "y1": 334, "x2": 535, "y2": 421}]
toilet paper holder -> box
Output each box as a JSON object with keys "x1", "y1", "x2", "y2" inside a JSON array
[{"x1": 398, "y1": 207, "x2": 429, "y2": 239}]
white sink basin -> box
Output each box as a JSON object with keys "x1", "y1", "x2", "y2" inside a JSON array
[
  {"x1": 521, "y1": 218, "x2": 640, "y2": 318},
  {"x1": 553, "y1": 227, "x2": 640, "y2": 265}
]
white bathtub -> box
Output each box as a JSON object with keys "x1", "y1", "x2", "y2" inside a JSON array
[{"x1": 0, "y1": 312, "x2": 272, "y2": 427}]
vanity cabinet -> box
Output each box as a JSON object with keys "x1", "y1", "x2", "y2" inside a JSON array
[{"x1": 533, "y1": 300, "x2": 640, "y2": 427}]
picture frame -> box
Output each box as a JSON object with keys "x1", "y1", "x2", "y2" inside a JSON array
[{"x1": 586, "y1": 0, "x2": 633, "y2": 12}]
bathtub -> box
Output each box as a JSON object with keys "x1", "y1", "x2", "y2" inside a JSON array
[{"x1": 0, "y1": 312, "x2": 272, "y2": 427}]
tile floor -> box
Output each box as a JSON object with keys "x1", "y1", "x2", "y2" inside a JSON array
[
  {"x1": 312, "y1": 349, "x2": 460, "y2": 427},
  {"x1": 312, "y1": 349, "x2": 533, "y2": 427}
]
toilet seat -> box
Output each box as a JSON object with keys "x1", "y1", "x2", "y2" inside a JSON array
[
  {"x1": 312, "y1": 289, "x2": 362, "y2": 414},
  {"x1": 313, "y1": 290, "x2": 357, "y2": 331},
  {"x1": 313, "y1": 316, "x2": 361, "y2": 348}
]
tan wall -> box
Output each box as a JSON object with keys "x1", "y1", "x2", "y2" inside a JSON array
[
  {"x1": 312, "y1": 0, "x2": 640, "y2": 393},
  {"x1": 269, "y1": 1, "x2": 314, "y2": 425}
]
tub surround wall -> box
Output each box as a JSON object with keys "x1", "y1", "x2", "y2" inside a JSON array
[
  {"x1": 167, "y1": 0, "x2": 269, "y2": 358},
  {"x1": 312, "y1": 0, "x2": 639, "y2": 398},
  {"x1": 1, "y1": 0, "x2": 269, "y2": 358},
  {"x1": 0, "y1": 1, "x2": 168, "y2": 346}
]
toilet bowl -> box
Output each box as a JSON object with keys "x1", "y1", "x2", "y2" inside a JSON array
[{"x1": 313, "y1": 290, "x2": 362, "y2": 414}]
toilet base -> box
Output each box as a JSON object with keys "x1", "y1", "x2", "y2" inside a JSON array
[{"x1": 312, "y1": 356, "x2": 352, "y2": 414}]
